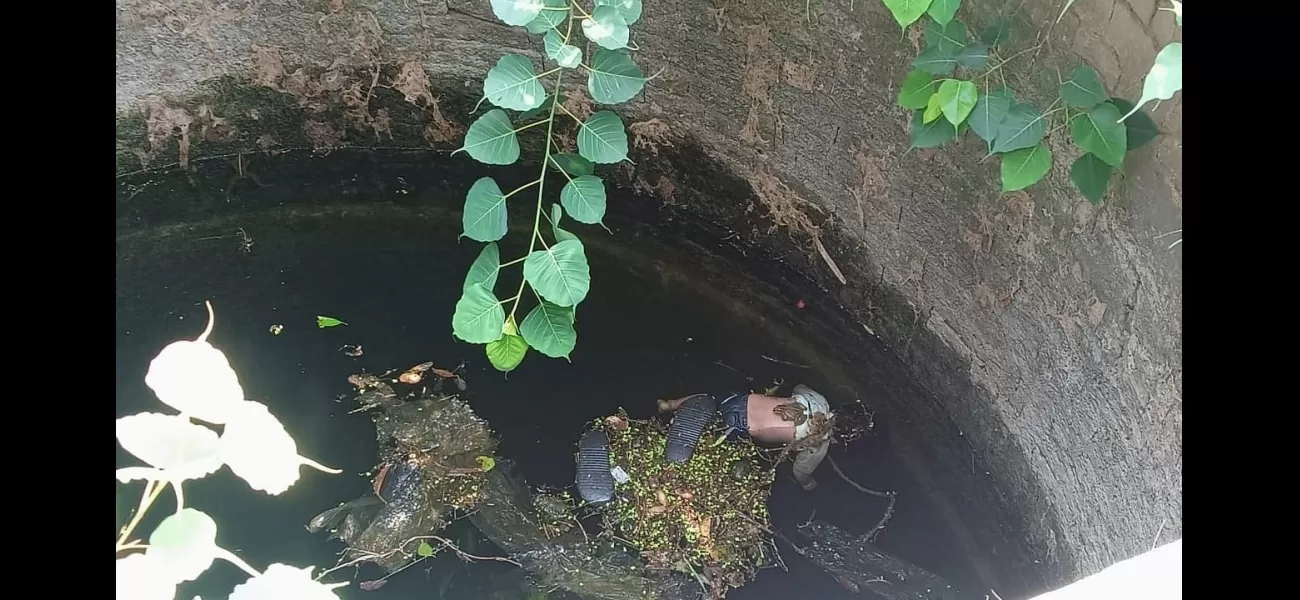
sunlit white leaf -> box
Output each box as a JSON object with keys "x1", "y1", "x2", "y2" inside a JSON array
[
  {"x1": 117, "y1": 554, "x2": 177, "y2": 600},
  {"x1": 147, "y1": 508, "x2": 220, "y2": 583},
  {"x1": 229, "y1": 564, "x2": 348, "y2": 600},
  {"x1": 116, "y1": 412, "x2": 224, "y2": 483},
  {"x1": 144, "y1": 302, "x2": 245, "y2": 424},
  {"x1": 220, "y1": 401, "x2": 341, "y2": 495}
]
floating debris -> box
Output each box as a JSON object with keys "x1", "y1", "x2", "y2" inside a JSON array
[{"x1": 269, "y1": 324, "x2": 284, "y2": 335}]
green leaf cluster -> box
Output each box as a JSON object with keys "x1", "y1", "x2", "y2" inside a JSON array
[
  {"x1": 892, "y1": 10, "x2": 1163, "y2": 204},
  {"x1": 452, "y1": 0, "x2": 648, "y2": 372}
]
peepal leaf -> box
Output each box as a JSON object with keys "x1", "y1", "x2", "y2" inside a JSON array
[
  {"x1": 937, "y1": 79, "x2": 978, "y2": 126},
  {"x1": 910, "y1": 109, "x2": 957, "y2": 148},
  {"x1": 457, "y1": 110, "x2": 520, "y2": 165},
  {"x1": 883, "y1": 0, "x2": 935, "y2": 29},
  {"x1": 148, "y1": 508, "x2": 220, "y2": 583},
  {"x1": 991, "y1": 103, "x2": 1047, "y2": 154},
  {"x1": 464, "y1": 243, "x2": 501, "y2": 292},
  {"x1": 489, "y1": 0, "x2": 545, "y2": 27},
  {"x1": 484, "y1": 54, "x2": 547, "y2": 111},
  {"x1": 417, "y1": 541, "x2": 436, "y2": 558},
  {"x1": 1070, "y1": 103, "x2": 1127, "y2": 167},
  {"x1": 1000, "y1": 143, "x2": 1053, "y2": 192},
  {"x1": 221, "y1": 400, "x2": 341, "y2": 495},
  {"x1": 561, "y1": 175, "x2": 607, "y2": 224},
  {"x1": 923, "y1": 93, "x2": 944, "y2": 124},
  {"x1": 596, "y1": 0, "x2": 642, "y2": 25},
  {"x1": 316, "y1": 316, "x2": 346, "y2": 328},
  {"x1": 1070, "y1": 153, "x2": 1112, "y2": 205},
  {"x1": 115, "y1": 413, "x2": 223, "y2": 483},
  {"x1": 587, "y1": 48, "x2": 646, "y2": 104},
  {"x1": 1123, "y1": 43, "x2": 1181, "y2": 121},
  {"x1": 582, "y1": 5, "x2": 630, "y2": 50},
  {"x1": 1059, "y1": 66, "x2": 1106, "y2": 108},
  {"x1": 550, "y1": 204, "x2": 579, "y2": 243},
  {"x1": 926, "y1": 0, "x2": 961, "y2": 25},
  {"x1": 228, "y1": 564, "x2": 348, "y2": 600},
  {"x1": 487, "y1": 332, "x2": 529, "y2": 371},
  {"x1": 525, "y1": 0, "x2": 566, "y2": 33},
  {"x1": 577, "y1": 111, "x2": 629, "y2": 164},
  {"x1": 981, "y1": 18, "x2": 1010, "y2": 45},
  {"x1": 144, "y1": 303, "x2": 245, "y2": 425},
  {"x1": 523, "y1": 239, "x2": 591, "y2": 307},
  {"x1": 955, "y1": 42, "x2": 989, "y2": 69},
  {"x1": 1106, "y1": 98, "x2": 1160, "y2": 150},
  {"x1": 925, "y1": 19, "x2": 969, "y2": 54},
  {"x1": 462, "y1": 177, "x2": 509, "y2": 242},
  {"x1": 897, "y1": 70, "x2": 937, "y2": 110},
  {"x1": 520, "y1": 300, "x2": 578, "y2": 358},
  {"x1": 544, "y1": 31, "x2": 583, "y2": 69},
  {"x1": 550, "y1": 152, "x2": 595, "y2": 177},
  {"x1": 453, "y1": 284, "x2": 506, "y2": 344},
  {"x1": 913, "y1": 47, "x2": 958, "y2": 76},
  {"x1": 969, "y1": 86, "x2": 1012, "y2": 145}
]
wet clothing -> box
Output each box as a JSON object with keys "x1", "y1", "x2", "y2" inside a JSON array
[{"x1": 715, "y1": 385, "x2": 833, "y2": 490}]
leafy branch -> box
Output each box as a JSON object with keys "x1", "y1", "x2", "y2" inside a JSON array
[
  {"x1": 885, "y1": 0, "x2": 1181, "y2": 204},
  {"x1": 451, "y1": 0, "x2": 649, "y2": 372}
]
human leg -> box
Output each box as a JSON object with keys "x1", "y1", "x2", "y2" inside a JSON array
[{"x1": 792, "y1": 438, "x2": 829, "y2": 491}]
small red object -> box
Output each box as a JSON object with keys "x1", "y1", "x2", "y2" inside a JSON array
[{"x1": 795, "y1": 299, "x2": 806, "y2": 309}]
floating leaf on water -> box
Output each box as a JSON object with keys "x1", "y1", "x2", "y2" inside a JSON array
[
  {"x1": 317, "y1": 316, "x2": 346, "y2": 328},
  {"x1": 416, "y1": 541, "x2": 436, "y2": 558},
  {"x1": 268, "y1": 324, "x2": 283, "y2": 335},
  {"x1": 999, "y1": 142, "x2": 1053, "y2": 192},
  {"x1": 476, "y1": 456, "x2": 498, "y2": 471}
]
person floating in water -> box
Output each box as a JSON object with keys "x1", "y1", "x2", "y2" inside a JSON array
[{"x1": 658, "y1": 385, "x2": 834, "y2": 490}]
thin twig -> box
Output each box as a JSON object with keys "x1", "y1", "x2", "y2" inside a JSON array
[
  {"x1": 713, "y1": 360, "x2": 753, "y2": 381},
  {"x1": 733, "y1": 511, "x2": 806, "y2": 556},
  {"x1": 812, "y1": 236, "x2": 848, "y2": 285},
  {"x1": 761, "y1": 354, "x2": 811, "y2": 369},
  {"x1": 315, "y1": 533, "x2": 519, "y2": 581},
  {"x1": 826, "y1": 456, "x2": 898, "y2": 542}
]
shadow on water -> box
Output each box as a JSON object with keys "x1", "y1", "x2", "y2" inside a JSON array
[{"x1": 115, "y1": 149, "x2": 979, "y2": 599}]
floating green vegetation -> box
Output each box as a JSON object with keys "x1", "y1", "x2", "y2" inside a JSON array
[{"x1": 598, "y1": 412, "x2": 775, "y2": 596}]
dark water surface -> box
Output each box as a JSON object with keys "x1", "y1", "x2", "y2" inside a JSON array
[{"x1": 116, "y1": 162, "x2": 978, "y2": 599}]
